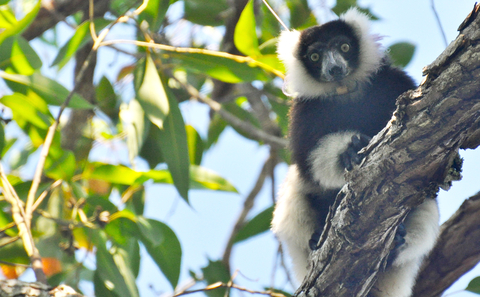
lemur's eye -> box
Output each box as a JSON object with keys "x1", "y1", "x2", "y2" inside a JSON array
[
  {"x1": 341, "y1": 43, "x2": 350, "y2": 52},
  {"x1": 310, "y1": 53, "x2": 320, "y2": 62}
]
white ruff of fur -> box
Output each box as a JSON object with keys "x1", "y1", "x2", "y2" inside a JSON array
[{"x1": 277, "y1": 8, "x2": 383, "y2": 99}]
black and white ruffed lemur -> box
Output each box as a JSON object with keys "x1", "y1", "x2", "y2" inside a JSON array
[{"x1": 271, "y1": 8, "x2": 439, "y2": 297}]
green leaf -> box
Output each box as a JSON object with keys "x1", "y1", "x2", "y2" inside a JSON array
[
  {"x1": 466, "y1": 276, "x2": 480, "y2": 294},
  {"x1": 83, "y1": 163, "x2": 143, "y2": 185},
  {"x1": 201, "y1": 260, "x2": 230, "y2": 297},
  {"x1": 0, "y1": 72, "x2": 94, "y2": 109},
  {"x1": 92, "y1": 230, "x2": 140, "y2": 297},
  {"x1": 156, "y1": 89, "x2": 190, "y2": 202},
  {"x1": 120, "y1": 99, "x2": 148, "y2": 163},
  {"x1": 0, "y1": 124, "x2": 4, "y2": 157},
  {"x1": 139, "y1": 123, "x2": 164, "y2": 168},
  {"x1": 184, "y1": 0, "x2": 228, "y2": 26},
  {"x1": 234, "y1": 0, "x2": 261, "y2": 57},
  {"x1": 233, "y1": 206, "x2": 273, "y2": 243},
  {"x1": 138, "y1": 0, "x2": 170, "y2": 31},
  {"x1": 51, "y1": 18, "x2": 110, "y2": 70},
  {"x1": 286, "y1": 0, "x2": 316, "y2": 29},
  {"x1": 167, "y1": 52, "x2": 269, "y2": 83},
  {"x1": 388, "y1": 42, "x2": 416, "y2": 68},
  {"x1": 206, "y1": 112, "x2": 227, "y2": 149},
  {"x1": 96, "y1": 76, "x2": 119, "y2": 122},
  {"x1": 136, "y1": 218, "x2": 182, "y2": 289},
  {"x1": 0, "y1": 0, "x2": 41, "y2": 45},
  {"x1": 0, "y1": 36, "x2": 42, "y2": 75},
  {"x1": 44, "y1": 150, "x2": 76, "y2": 180},
  {"x1": 0, "y1": 93, "x2": 53, "y2": 129},
  {"x1": 331, "y1": 2, "x2": 379, "y2": 21},
  {"x1": 135, "y1": 54, "x2": 170, "y2": 129},
  {"x1": 190, "y1": 165, "x2": 237, "y2": 193},
  {"x1": 186, "y1": 125, "x2": 204, "y2": 165},
  {"x1": 94, "y1": 271, "x2": 119, "y2": 297}
]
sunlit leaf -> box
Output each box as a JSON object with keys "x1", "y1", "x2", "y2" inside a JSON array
[
  {"x1": 136, "y1": 54, "x2": 169, "y2": 129},
  {"x1": 184, "y1": 0, "x2": 228, "y2": 26},
  {"x1": 0, "y1": 93, "x2": 52, "y2": 129},
  {"x1": 51, "y1": 18, "x2": 110, "y2": 70},
  {"x1": 0, "y1": 36, "x2": 42, "y2": 75},
  {"x1": 0, "y1": 0, "x2": 41, "y2": 45},
  {"x1": 136, "y1": 217, "x2": 181, "y2": 289},
  {"x1": 233, "y1": 206, "x2": 273, "y2": 243},
  {"x1": 167, "y1": 52, "x2": 269, "y2": 83},
  {"x1": 83, "y1": 163, "x2": 143, "y2": 185},
  {"x1": 190, "y1": 165, "x2": 237, "y2": 193},
  {"x1": 0, "y1": 6, "x2": 16, "y2": 29},
  {"x1": 186, "y1": 125, "x2": 204, "y2": 165},
  {"x1": 44, "y1": 150, "x2": 76, "y2": 180},
  {"x1": 388, "y1": 42, "x2": 416, "y2": 68},
  {"x1": 234, "y1": 0, "x2": 261, "y2": 57},
  {"x1": 0, "y1": 72, "x2": 94, "y2": 108},
  {"x1": 120, "y1": 99, "x2": 147, "y2": 163},
  {"x1": 138, "y1": 0, "x2": 170, "y2": 31}
]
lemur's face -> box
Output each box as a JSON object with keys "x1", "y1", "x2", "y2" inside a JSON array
[{"x1": 297, "y1": 21, "x2": 360, "y2": 82}]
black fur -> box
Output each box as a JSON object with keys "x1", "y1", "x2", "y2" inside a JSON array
[
  {"x1": 297, "y1": 20, "x2": 360, "y2": 82},
  {"x1": 290, "y1": 61, "x2": 416, "y2": 184}
]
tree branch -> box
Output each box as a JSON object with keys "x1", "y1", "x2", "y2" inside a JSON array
[
  {"x1": 296, "y1": 4, "x2": 480, "y2": 297},
  {"x1": 413, "y1": 192, "x2": 480, "y2": 297}
]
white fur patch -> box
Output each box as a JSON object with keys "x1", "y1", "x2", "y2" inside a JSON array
[
  {"x1": 393, "y1": 199, "x2": 439, "y2": 266},
  {"x1": 341, "y1": 8, "x2": 383, "y2": 85},
  {"x1": 373, "y1": 199, "x2": 439, "y2": 297},
  {"x1": 271, "y1": 165, "x2": 317, "y2": 283},
  {"x1": 276, "y1": 8, "x2": 383, "y2": 99},
  {"x1": 309, "y1": 131, "x2": 358, "y2": 189}
]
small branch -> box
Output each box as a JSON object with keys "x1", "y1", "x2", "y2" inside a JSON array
[
  {"x1": 179, "y1": 79, "x2": 287, "y2": 149},
  {"x1": 99, "y1": 39, "x2": 285, "y2": 79},
  {"x1": 0, "y1": 163, "x2": 47, "y2": 284},
  {"x1": 430, "y1": 0, "x2": 448, "y2": 48},
  {"x1": 413, "y1": 192, "x2": 480, "y2": 297},
  {"x1": 222, "y1": 155, "x2": 277, "y2": 269},
  {"x1": 172, "y1": 281, "x2": 286, "y2": 297}
]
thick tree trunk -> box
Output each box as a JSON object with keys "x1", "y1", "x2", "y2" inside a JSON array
[{"x1": 296, "y1": 4, "x2": 480, "y2": 297}]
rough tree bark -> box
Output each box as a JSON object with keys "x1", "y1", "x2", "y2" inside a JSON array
[{"x1": 295, "y1": 4, "x2": 480, "y2": 297}]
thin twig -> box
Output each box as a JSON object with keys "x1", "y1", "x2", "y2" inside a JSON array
[
  {"x1": 172, "y1": 281, "x2": 286, "y2": 297},
  {"x1": 261, "y1": 0, "x2": 289, "y2": 31},
  {"x1": 431, "y1": 0, "x2": 448, "y2": 47},
  {"x1": 31, "y1": 179, "x2": 63, "y2": 212},
  {"x1": 99, "y1": 39, "x2": 285, "y2": 79},
  {"x1": 0, "y1": 235, "x2": 20, "y2": 248},
  {"x1": 0, "y1": 163, "x2": 47, "y2": 283},
  {"x1": 174, "y1": 78, "x2": 287, "y2": 149},
  {"x1": 222, "y1": 155, "x2": 277, "y2": 269}
]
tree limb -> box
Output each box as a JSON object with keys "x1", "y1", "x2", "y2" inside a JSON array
[
  {"x1": 296, "y1": 4, "x2": 480, "y2": 297},
  {"x1": 413, "y1": 192, "x2": 480, "y2": 297}
]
